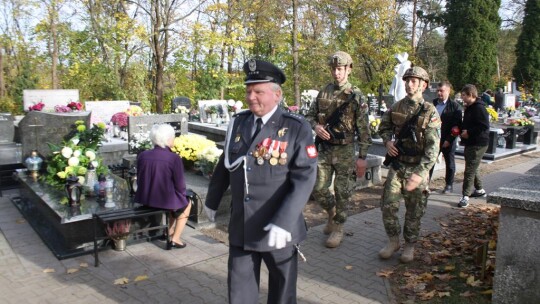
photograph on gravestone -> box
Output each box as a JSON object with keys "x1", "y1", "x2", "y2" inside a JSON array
[
  {"x1": 85, "y1": 101, "x2": 130, "y2": 125},
  {"x1": 18, "y1": 111, "x2": 90, "y2": 159},
  {"x1": 23, "y1": 89, "x2": 80, "y2": 112},
  {"x1": 171, "y1": 97, "x2": 192, "y2": 113},
  {"x1": 127, "y1": 114, "x2": 188, "y2": 154}
]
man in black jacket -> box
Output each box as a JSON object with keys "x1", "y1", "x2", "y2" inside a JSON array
[{"x1": 429, "y1": 81, "x2": 462, "y2": 193}]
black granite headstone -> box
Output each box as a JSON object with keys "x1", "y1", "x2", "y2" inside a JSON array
[
  {"x1": 18, "y1": 111, "x2": 90, "y2": 159},
  {"x1": 487, "y1": 130, "x2": 498, "y2": 154},
  {"x1": 505, "y1": 127, "x2": 517, "y2": 149},
  {"x1": 0, "y1": 113, "x2": 14, "y2": 143},
  {"x1": 171, "y1": 97, "x2": 191, "y2": 112}
]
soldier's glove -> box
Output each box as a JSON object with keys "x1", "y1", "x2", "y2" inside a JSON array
[
  {"x1": 204, "y1": 206, "x2": 216, "y2": 222},
  {"x1": 264, "y1": 224, "x2": 292, "y2": 249}
]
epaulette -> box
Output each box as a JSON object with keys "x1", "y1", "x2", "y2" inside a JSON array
[
  {"x1": 233, "y1": 110, "x2": 251, "y2": 117},
  {"x1": 283, "y1": 112, "x2": 305, "y2": 122}
]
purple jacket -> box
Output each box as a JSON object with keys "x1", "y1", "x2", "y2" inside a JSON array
[{"x1": 134, "y1": 146, "x2": 189, "y2": 211}]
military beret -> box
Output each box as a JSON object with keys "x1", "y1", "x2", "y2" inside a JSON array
[{"x1": 243, "y1": 59, "x2": 286, "y2": 85}]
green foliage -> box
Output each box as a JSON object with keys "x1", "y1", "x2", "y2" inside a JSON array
[
  {"x1": 194, "y1": 54, "x2": 228, "y2": 101},
  {"x1": 444, "y1": 0, "x2": 501, "y2": 91},
  {"x1": 513, "y1": 0, "x2": 540, "y2": 95}
]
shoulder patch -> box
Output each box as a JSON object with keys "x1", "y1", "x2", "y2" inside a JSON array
[{"x1": 283, "y1": 112, "x2": 305, "y2": 122}]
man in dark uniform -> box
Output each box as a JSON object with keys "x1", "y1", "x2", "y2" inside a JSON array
[
  {"x1": 204, "y1": 59, "x2": 317, "y2": 304},
  {"x1": 428, "y1": 81, "x2": 462, "y2": 193}
]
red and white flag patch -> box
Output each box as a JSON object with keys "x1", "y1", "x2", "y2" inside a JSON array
[{"x1": 306, "y1": 144, "x2": 318, "y2": 158}]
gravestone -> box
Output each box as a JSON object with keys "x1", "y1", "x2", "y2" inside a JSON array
[
  {"x1": 85, "y1": 100, "x2": 130, "y2": 125},
  {"x1": 0, "y1": 113, "x2": 14, "y2": 144},
  {"x1": 18, "y1": 111, "x2": 90, "y2": 159},
  {"x1": 422, "y1": 82, "x2": 438, "y2": 103},
  {"x1": 127, "y1": 114, "x2": 189, "y2": 154},
  {"x1": 198, "y1": 100, "x2": 229, "y2": 123},
  {"x1": 300, "y1": 90, "x2": 318, "y2": 115},
  {"x1": 487, "y1": 165, "x2": 540, "y2": 304},
  {"x1": 171, "y1": 97, "x2": 191, "y2": 112},
  {"x1": 368, "y1": 96, "x2": 378, "y2": 114},
  {"x1": 23, "y1": 89, "x2": 79, "y2": 112},
  {"x1": 504, "y1": 94, "x2": 516, "y2": 109}
]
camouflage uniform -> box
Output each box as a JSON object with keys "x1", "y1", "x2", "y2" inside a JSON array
[
  {"x1": 378, "y1": 95, "x2": 441, "y2": 243},
  {"x1": 305, "y1": 76, "x2": 371, "y2": 225}
]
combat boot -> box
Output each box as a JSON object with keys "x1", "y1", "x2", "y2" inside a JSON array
[
  {"x1": 378, "y1": 236, "x2": 400, "y2": 259},
  {"x1": 325, "y1": 224, "x2": 343, "y2": 248},
  {"x1": 400, "y1": 243, "x2": 415, "y2": 263},
  {"x1": 323, "y1": 207, "x2": 336, "y2": 235}
]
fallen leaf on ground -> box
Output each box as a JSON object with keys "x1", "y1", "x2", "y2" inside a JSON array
[
  {"x1": 345, "y1": 265, "x2": 353, "y2": 270},
  {"x1": 376, "y1": 269, "x2": 394, "y2": 277},
  {"x1": 66, "y1": 268, "x2": 79, "y2": 274},
  {"x1": 438, "y1": 291, "x2": 451, "y2": 297},
  {"x1": 480, "y1": 289, "x2": 493, "y2": 295},
  {"x1": 79, "y1": 263, "x2": 88, "y2": 268},
  {"x1": 16, "y1": 218, "x2": 26, "y2": 224},
  {"x1": 134, "y1": 275, "x2": 148, "y2": 282},
  {"x1": 444, "y1": 264, "x2": 455, "y2": 272},
  {"x1": 460, "y1": 291, "x2": 475, "y2": 297},
  {"x1": 43, "y1": 268, "x2": 55, "y2": 273},
  {"x1": 418, "y1": 290, "x2": 436, "y2": 300},
  {"x1": 114, "y1": 277, "x2": 129, "y2": 285}
]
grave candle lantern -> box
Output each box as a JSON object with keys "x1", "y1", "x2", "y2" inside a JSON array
[{"x1": 65, "y1": 175, "x2": 82, "y2": 206}]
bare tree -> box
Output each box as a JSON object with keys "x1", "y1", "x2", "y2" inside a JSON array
[{"x1": 128, "y1": 0, "x2": 207, "y2": 113}]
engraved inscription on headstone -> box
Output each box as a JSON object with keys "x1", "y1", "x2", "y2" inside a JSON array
[
  {"x1": 0, "y1": 113, "x2": 15, "y2": 143},
  {"x1": 85, "y1": 100, "x2": 130, "y2": 125},
  {"x1": 18, "y1": 111, "x2": 90, "y2": 158},
  {"x1": 23, "y1": 89, "x2": 80, "y2": 112},
  {"x1": 128, "y1": 114, "x2": 189, "y2": 154},
  {"x1": 171, "y1": 97, "x2": 191, "y2": 112}
]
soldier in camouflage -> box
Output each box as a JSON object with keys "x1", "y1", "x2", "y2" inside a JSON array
[
  {"x1": 378, "y1": 66, "x2": 441, "y2": 263},
  {"x1": 305, "y1": 51, "x2": 372, "y2": 248}
]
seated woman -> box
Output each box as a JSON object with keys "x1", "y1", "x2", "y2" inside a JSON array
[{"x1": 135, "y1": 123, "x2": 191, "y2": 249}]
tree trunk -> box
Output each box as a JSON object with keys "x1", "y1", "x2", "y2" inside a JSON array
[
  {"x1": 292, "y1": 0, "x2": 300, "y2": 106},
  {"x1": 411, "y1": 0, "x2": 418, "y2": 55}
]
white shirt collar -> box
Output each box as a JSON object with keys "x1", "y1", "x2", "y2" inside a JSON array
[{"x1": 254, "y1": 104, "x2": 278, "y2": 125}]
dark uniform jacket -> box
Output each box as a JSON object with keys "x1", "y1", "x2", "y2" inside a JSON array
[
  {"x1": 432, "y1": 98, "x2": 462, "y2": 145},
  {"x1": 205, "y1": 107, "x2": 317, "y2": 252}
]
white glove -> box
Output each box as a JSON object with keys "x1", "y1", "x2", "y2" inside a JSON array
[
  {"x1": 263, "y1": 224, "x2": 292, "y2": 249},
  {"x1": 204, "y1": 206, "x2": 216, "y2": 222}
]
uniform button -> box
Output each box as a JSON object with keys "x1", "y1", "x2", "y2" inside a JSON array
[
  {"x1": 249, "y1": 152, "x2": 253, "y2": 156},
  {"x1": 247, "y1": 167, "x2": 252, "y2": 171},
  {"x1": 245, "y1": 197, "x2": 250, "y2": 202}
]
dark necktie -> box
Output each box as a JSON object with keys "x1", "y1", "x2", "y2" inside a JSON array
[{"x1": 252, "y1": 118, "x2": 262, "y2": 140}]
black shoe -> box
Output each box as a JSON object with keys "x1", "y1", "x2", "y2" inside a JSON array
[
  {"x1": 167, "y1": 241, "x2": 187, "y2": 250},
  {"x1": 442, "y1": 185, "x2": 453, "y2": 194}
]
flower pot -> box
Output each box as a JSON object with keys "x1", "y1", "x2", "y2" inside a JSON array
[{"x1": 113, "y1": 238, "x2": 127, "y2": 251}]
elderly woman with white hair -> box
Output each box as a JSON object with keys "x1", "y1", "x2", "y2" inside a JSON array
[{"x1": 135, "y1": 123, "x2": 191, "y2": 249}]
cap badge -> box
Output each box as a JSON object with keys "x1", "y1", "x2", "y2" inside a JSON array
[{"x1": 248, "y1": 59, "x2": 257, "y2": 72}]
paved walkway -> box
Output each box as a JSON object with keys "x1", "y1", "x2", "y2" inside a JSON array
[{"x1": 0, "y1": 153, "x2": 538, "y2": 304}]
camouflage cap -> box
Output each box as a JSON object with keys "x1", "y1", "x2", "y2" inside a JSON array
[
  {"x1": 328, "y1": 51, "x2": 353, "y2": 67},
  {"x1": 402, "y1": 66, "x2": 429, "y2": 83}
]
